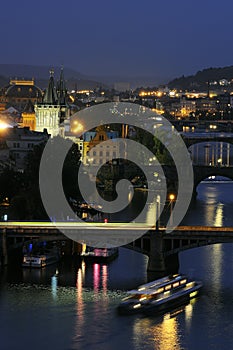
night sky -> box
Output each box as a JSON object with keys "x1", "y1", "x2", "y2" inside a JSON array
[{"x1": 2, "y1": 0, "x2": 233, "y2": 80}]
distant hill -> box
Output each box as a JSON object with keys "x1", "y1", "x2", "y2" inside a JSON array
[
  {"x1": 0, "y1": 64, "x2": 106, "y2": 90},
  {"x1": 168, "y1": 66, "x2": 233, "y2": 90}
]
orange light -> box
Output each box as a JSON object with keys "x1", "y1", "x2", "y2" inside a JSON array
[{"x1": 169, "y1": 194, "x2": 175, "y2": 201}]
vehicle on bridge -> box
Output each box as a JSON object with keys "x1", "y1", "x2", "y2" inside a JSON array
[{"x1": 117, "y1": 274, "x2": 202, "y2": 315}]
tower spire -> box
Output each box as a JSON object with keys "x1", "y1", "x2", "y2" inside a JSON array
[
  {"x1": 57, "y1": 65, "x2": 67, "y2": 105},
  {"x1": 43, "y1": 69, "x2": 58, "y2": 104}
]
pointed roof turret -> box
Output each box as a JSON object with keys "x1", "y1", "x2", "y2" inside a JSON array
[
  {"x1": 43, "y1": 69, "x2": 58, "y2": 104},
  {"x1": 57, "y1": 66, "x2": 67, "y2": 105},
  {"x1": 23, "y1": 99, "x2": 35, "y2": 113}
]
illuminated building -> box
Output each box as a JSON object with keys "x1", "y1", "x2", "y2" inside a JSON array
[
  {"x1": 35, "y1": 68, "x2": 69, "y2": 138},
  {"x1": 83, "y1": 127, "x2": 119, "y2": 166},
  {"x1": 3, "y1": 79, "x2": 42, "y2": 111}
]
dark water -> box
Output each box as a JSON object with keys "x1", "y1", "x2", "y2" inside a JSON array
[{"x1": 0, "y1": 182, "x2": 233, "y2": 350}]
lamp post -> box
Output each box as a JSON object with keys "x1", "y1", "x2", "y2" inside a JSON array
[
  {"x1": 156, "y1": 195, "x2": 160, "y2": 231},
  {"x1": 169, "y1": 194, "x2": 175, "y2": 226}
]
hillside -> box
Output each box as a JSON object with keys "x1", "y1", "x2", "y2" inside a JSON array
[
  {"x1": 168, "y1": 66, "x2": 233, "y2": 90},
  {"x1": 0, "y1": 64, "x2": 106, "y2": 90}
]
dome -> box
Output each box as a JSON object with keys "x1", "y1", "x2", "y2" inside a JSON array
[{"x1": 5, "y1": 80, "x2": 42, "y2": 99}]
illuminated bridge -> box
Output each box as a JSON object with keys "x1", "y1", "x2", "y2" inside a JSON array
[{"x1": 1, "y1": 222, "x2": 233, "y2": 273}]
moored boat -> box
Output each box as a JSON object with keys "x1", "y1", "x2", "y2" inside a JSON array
[
  {"x1": 22, "y1": 244, "x2": 60, "y2": 268},
  {"x1": 22, "y1": 253, "x2": 59, "y2": 268},
  {"x1": 81, "y1": 247, "x2": 118, "y2": 263},
  {"x1": 117, "y1": 274, "x2": 202, "y2": 315}
]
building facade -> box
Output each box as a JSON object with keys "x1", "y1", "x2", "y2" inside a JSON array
[
  {"x1": 3, "y1": 127, "x2": 49, "y2": 171},
  {"x1": 83, "y1": 127, "x2": 119, "y2": 166}
]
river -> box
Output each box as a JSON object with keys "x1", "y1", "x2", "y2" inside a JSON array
[{"x1": 0, "y1": 180, "x2": 233, "y2": 349}]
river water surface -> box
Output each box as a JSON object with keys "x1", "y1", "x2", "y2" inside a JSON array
[{"x1": 0, "y1": 181, "x2": 233, "y2": 350}]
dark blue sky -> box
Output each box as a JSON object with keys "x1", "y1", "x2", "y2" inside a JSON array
[{"x1": 2, "y1": 0, "x2": 233, "y2": 81}]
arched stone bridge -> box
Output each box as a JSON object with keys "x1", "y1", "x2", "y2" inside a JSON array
[
  {"x1": 193, "y1": 165, "x2": 233, "y2": 193},
  {"x1": 126, "y1": 226, "x2": 233, "y2": 273},
  {"x1": 1, "y1": 222, "x2": 233, "y2": 274},
  {"x1": 159, "y1": 164, "x2": 233, "y2": 197}
]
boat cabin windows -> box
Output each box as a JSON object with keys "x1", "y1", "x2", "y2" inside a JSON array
[
  {"x1": 173, "y1": 282, "x2": 180, "y2": 288},
  {"x1": 159, "y1": 278, "x2": 188, "y2": 293},
  {"x1": 165, "y1": 285, "x2": 171, "y2": 291},
  {"x1": 157, "y1": 287, "x2": 164, "y2": 294}
]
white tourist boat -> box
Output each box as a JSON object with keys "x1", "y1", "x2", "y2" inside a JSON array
[
  {"x1": 117, "y1": 274, "x2": 203, "y2": 315},
  {"x1": 22, "y1": 246, "x2": 60, "y2": 268}
]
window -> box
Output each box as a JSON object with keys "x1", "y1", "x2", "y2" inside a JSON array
[{"x1": 173, "y1": 282, "x2": 180, "y2": 288}]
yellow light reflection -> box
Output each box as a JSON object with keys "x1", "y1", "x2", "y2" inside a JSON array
[
  {"x1": 204, "y1": 191, "x2": 224, "y2": 226},
  {"x1": 183, "y1": 299, "x2": 195, "y2": 331},
  {"x1": 73, "y1": 267, "x2": 85, "y2": 343},
  {"x1": 76, "y1": 267, "x2": 84, "y2": 310},
  {"x1": 211, "y1": 244, "x2": 223, "y2": 291},
  {"x1": 133, "y1": 315, "x2": 182, "y2": 350},
  {"x1": 214, "y1": 203, "x2": 223, "y2": 227}
]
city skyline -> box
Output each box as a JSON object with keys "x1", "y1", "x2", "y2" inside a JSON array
[{"x1": 2, "y1": 0, "x2": 233, "y2": 83}]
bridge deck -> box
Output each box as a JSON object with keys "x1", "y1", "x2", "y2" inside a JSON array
[{"x1": 1, "y1": 222, "x2": 233, "y2": 236}]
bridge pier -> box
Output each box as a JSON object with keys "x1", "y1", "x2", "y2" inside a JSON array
[
  {"x1": 147, "y1": 231, "x2": 179, "y2": 276},
  {"x1": 147, "y1": 232, "x2": 166, "y2": 273},
  {"x1": 1, "y1": 228, "x2": 8, "y2": 267}
]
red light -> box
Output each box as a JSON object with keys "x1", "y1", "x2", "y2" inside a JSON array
[{"x1": 104, "y1": 218, "x2": 108, "y2": 223}]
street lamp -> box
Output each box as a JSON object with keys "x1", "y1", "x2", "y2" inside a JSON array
[
  {"x1": 169, "y1": 194, "x2": 175, "y2": 226},
  {"x1": 156, "y1": 195, "x2": 160, "y2": 231}
]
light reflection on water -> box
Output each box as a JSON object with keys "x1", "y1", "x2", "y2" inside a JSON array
[
  {"x1": 133, "y1": 315, "x2": 182, "y2": 350},
  {"x1": 1, "y1": 182, "x2": 233, "y2": 349}
]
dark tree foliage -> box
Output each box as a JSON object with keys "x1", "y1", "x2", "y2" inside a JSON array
[
  {"x1": 1, "y1": 137, "x2": 81, "y2": 220},
  {"x1": 0, "y1": 167, "x2": 24, "y2": 201}
]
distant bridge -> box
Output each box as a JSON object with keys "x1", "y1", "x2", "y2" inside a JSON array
[{"x1": 181, "y1": 131, "x2": 233, "y2": 147}]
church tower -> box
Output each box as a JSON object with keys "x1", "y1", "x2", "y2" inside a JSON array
[
  {"x1": 57, "y1": 66, "x2": 69, "y2": 123},
  {"x1": 34, "y1": 70, "x2": 60, "y2": 137}
]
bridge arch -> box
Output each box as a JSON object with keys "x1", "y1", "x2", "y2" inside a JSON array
[
  {"x1": 182, "y1": 135, "x2": 233, "y2": 148},
  {"x1": 193, "y1": 167, "x2": 233, "y2": 196},
  {"x1": 187, "y1": 140, "x2": 233, "y2": 167}
]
